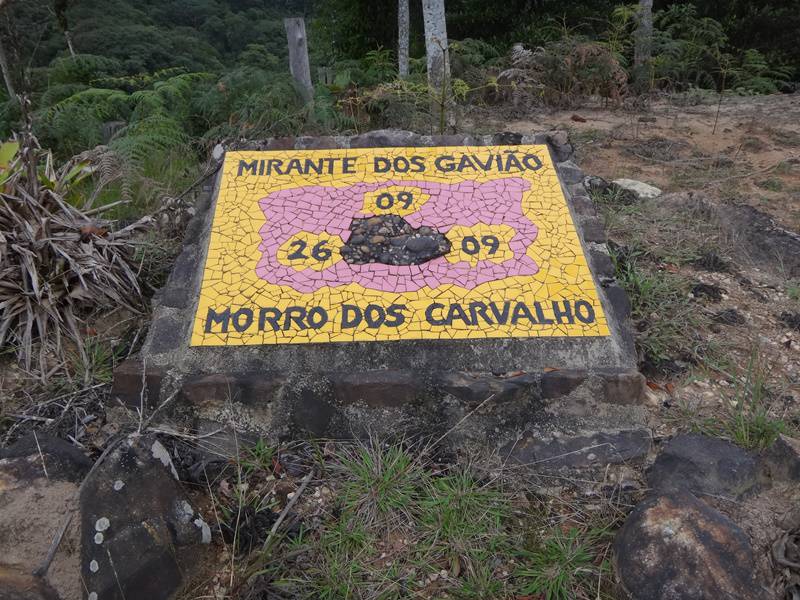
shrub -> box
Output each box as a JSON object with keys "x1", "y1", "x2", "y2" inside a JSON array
[
  {"x1": 0, "y1": 137, "x2": 146, "y2": 380},
  {"x1": 652, "y1": 5, "x2": 728, "y2": 90},
  {"x1": 730, "y1": 49, "x2": 791, "y2": 94},
  {"x1": 501, "y1": 39, "x2": 627, "y2": 107}
]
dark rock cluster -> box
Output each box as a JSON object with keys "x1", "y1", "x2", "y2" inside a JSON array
[
  {"x1": 614, "y1": 433, "x2": 800, "y2": 600},
  {"x1": 340, "y1": 214, "x2": 451, "y2": 266}
]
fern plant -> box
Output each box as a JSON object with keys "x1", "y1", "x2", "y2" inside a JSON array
[
  {"x1": 730, "y1": 49, "x2": 791, "y2": 94},
  {"x1": 652, "y1": 5, "x2": 728, "y2": 91}
]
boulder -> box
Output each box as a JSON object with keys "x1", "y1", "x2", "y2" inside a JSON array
[
  {"x1": 0, "y1": 435, "x2": 87, "y2": 600},
  {"x1": 762, "y1": 434, "x2": 800, "y2": 482},
  {"x1": 79, "y1": 434, "x2": 212, "y2": 600},
  {"x1": 647, "y1": 433, "x2": 759, "y2": 499},
  {"x1": 0, "y1": 433, "x2": 91, "y2": 485},
  {"x1": 556, "y1": 160, "x2": 583, "y2": 184},
  {"x1": 614, "y1": 489, "x2": 769, "y2": 599},
  {"x1": 0, "y1": 566, "x2": 61, "y2": 600},
  {"x1": 612, "y1": 178, "x2": 662, "y2": 199}
]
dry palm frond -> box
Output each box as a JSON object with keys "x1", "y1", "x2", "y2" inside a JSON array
[{"x1": 0, "y1": 132, "x2": 148, "y2": 380}]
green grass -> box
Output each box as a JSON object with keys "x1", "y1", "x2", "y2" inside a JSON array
[
  {"x1": 66, "y1": 336, "x2": 117, "y2": 384},
  {"x1": 335, "y1": 441, "x2": 426, "y2": 530},
  {"x1": 723, "y1": 352, "x2": 786, "y2": 450},
  {"x1": 787, "y1": 280, "x2": 800, "y2": 302},
  {"x1": 684, "y1": 350, "x2": 787, "y2": 451},
  {"x1": 222, "y1": 442, "x2": 619, "y2": 600},
  {"x1": 756, "y1": 177, "x2": 784, "y2": 192},
  {"x1": 517, "y1": 527, "x2": 606, "y2": 600},
  {"x1": 610, "y1": 245, "x2": 702, "y2": 371},
  {"x1": 241, "y1": 439, "x2": 275, "y2": 474}
]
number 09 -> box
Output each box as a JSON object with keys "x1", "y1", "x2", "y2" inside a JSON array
[{"x1": 461, "y1": 235, "x2": 500, "y2": 255}]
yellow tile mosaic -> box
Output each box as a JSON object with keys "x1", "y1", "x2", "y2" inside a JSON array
[{"x1": 191, "y1": 145, "x2": 609, "y2": 346}]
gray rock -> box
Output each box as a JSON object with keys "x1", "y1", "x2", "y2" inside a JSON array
[
  {"x1": 556, "y1": 160, "x2": 583, "y2": 184},
  {"x1": 503, "y1": 429, "x2": 651, "y2": 471},
  {"x1": 0, "y1": 433, "x2": 91, "y2": 483},
  {"x1": 0, "y1": 566, "x2": 61, "y2": 600},
  {"x1": 342, "y1": 215, "x2": 450, "y2": 265},
  {"x1": 612, "y1": 178, "x2": 662, "y2": 199},
  {"x1": 545, "y1": 130, "x2": 574, "y2": 162},
  {"x1": 647, "y1": 434, "x2": 759, "y2": 499},
  {"x1": 761, "y1": 434, "x2": 800, "y2": 482},
  {"x1": 712, "y1": 308, "x2": 746, "y2": 326},
  {"x1": 582, "y1": 175, "x2": 610, "y2": 193},
  {"x1": 405, "y1": 235, "x2": 438, "y2": 253},
  {"x1": 716, "y1": 203, "x2": 800, "y2": 278},
  {"x1": 79, "y1": 434, "x2": 211, "y2": 600},
  {"x1": 331, "y1": 370, "x2": 420, "y2": 408},
  {"x1": 614, "y1": 489, "x2": 768, "y2": 600}
]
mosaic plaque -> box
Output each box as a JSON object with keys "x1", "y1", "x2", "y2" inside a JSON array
[{"x1": 191, "y1": 145, "x2": 609, "y2": 346}]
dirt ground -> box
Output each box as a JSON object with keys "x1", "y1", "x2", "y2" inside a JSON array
[{"x1": 472, "y1": 94, "x2": 800, "y2": 427}]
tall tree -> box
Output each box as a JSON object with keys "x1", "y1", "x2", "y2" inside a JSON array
[
  {"x1": 284, "y1": 17, "x2": 313, "y2": 104},
  {"x1": 54, "y1": 0, "x2": 75, "y2": 57},
  {"x1": 633, "y1": 0, "x2": 653, "y2": 91},
  {"x1": 421, "y1": 0, "x2": 449, "y2": 91},
  {"x1": 397, "y1": 0, "x2": 409, "y2": 78}
]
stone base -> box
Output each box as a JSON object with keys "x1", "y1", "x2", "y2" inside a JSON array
[
  {"x1": 115, "y1": 129, "x2": 645, "y2": 454},
  {"x1": 112, "y1": 362, "x2": 646, "y2": 454}
]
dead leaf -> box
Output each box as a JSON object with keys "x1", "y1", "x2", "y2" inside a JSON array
[
  {"x1": 543, "y1": 367, "x2": 560, "y2": 372},
  {"x1": 665, "y1": 382, "x2": 676, "y2": 394},
  {"x1": 79, "y1": 224, "x2": 108, "y2": 241},
  {"x1": 646, "y1": 381, "x2": 663, "y2": 391},
  {"x1": 571, "y1": 114, "x2": 587, "y2": 122}
]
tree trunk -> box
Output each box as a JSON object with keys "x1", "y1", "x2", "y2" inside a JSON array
[
  {"x1": 633, "y1": 0, "x2": 653, "y2": 92},
  {"x1": 284, "y1": 17, "x2": 313, "y2": 104},
  {"x1": 421, "y1": 0, "x2": 451, "y2": 131},
  {"x1": 0, "y1": 36, "x2": 15, "y2": 100},
  {"x1": 398, "y1": 0, "x2": 409, "y2": 78},
  {"x1": 64, "y1": 30, "x2": 75, "y2": 57}
]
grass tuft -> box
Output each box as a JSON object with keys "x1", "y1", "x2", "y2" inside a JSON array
[
  {"x1": 517, "y1": 527, "x2": 607, "y2": 600},
  {"x1": 684, "y1": 350, "x2": 787, "y2": 450}
]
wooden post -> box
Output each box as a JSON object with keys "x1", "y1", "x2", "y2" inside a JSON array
[
  {"x1": 421, "y1": 0, "x2": 452, "y2": 132},
  {"x1": 633, "y1": 0, "x2": 653, "y2": 92},
  {"x1": 398, "y1": 0, "x2": 410, "y2": 78},
  {"x1": 284, "y1": 17, "x2": 314, "y2": 104}
]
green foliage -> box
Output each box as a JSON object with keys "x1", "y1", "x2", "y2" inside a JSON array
[
  {"x1": 362, "y1": 47, "x2": 396, "y2": 84},
  {"x1": 601, "y1": 3, "x2": 638, "y2": 66},
  {"x1": 220, "y1": 440, "x2": 622, "y2": 599},
  {"x1": 242, "y1": 439, "x2": 275, "y2": 474},
  {"x1": 517, "y1": 528, "x2": 605, "y2": 600},
  {"x1": 652, "y1": 5, "x2": 729, "y2": 90},
  {"x1": 730, "y1": 49, "x2": 792, "y2": 94},
  {"x1": 336, "y1": 441, "x2": 425, "y2": 529},
  {"x1": 47, "y1": 54, "x2": 123, "y2": 85},
  {"x1": 787, "y1": 281, "x2": 800, "y2": 302}
]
